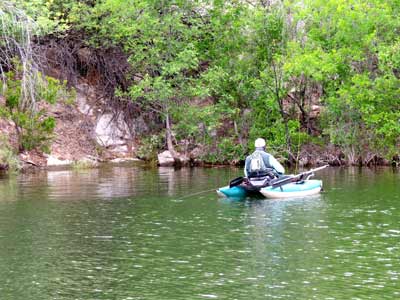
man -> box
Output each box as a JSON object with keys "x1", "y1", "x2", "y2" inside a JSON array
[{"x1": 244, "y1": 138, "x2": 285, "y2": 178}]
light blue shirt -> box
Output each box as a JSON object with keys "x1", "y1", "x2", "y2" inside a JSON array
[{"x1": 244, "y1": 149, "x2": 285, "y2": 177}]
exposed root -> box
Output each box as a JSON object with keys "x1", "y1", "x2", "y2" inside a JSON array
[{"x1": 35, "y1": 30, "x2": 162, "y2": 138}]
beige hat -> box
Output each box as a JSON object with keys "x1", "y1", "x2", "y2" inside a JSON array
[{"x1": 254, "y1": 138, "x2": 266, "y2": 148}]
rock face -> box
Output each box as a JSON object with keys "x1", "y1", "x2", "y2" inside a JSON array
[
  {"x1": 72, "y1": 82, "x2": 136, "y2": 158},
  {"x1": 95, "y1": 114, "x2": 130, "y2": 147},
  {"x1": 76, "y1": 85, "x2": 94, "y2": 116}
]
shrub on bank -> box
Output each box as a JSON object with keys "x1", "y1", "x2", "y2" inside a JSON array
[{"x1": 0, "y1": 136, "x2": 20, "y2": 172}]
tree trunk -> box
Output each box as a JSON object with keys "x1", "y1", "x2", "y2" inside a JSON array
[
  {"x1": 165, "y1": 113, "x2": 176, "y2": 155},
  {"x1": 277, "y1": 98, "x2": 292, "y2": 155},
  {"x1": 283, "y1": 114, "x2": 292, "y2": 155},
  {"x1": 271, "y1": 61, "x2": 292, "y2": 155},
  {"x1": 234, "y1": 120, "x2": 244, "y2": 148},
  {"x1": 13, "y1": 120, "x2": 24, "y2": 153}
]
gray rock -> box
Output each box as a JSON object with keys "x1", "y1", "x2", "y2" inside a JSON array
[
  {"x1": 157, "y1": 150, "x2": 191, "y2": 167},
  {"x1": 47, "y1": 155, "x2": 73, "y2": 167},
  {"x1": 75, "y1": 83, "x2": 95, "y2": 116},
  {"x1": 177, "y1": 154, "x2": 190, "y2": 166},
  {"x1": 110, "y1": 158, "x2": 140, "y2": 163},
  {"x1": 95, "y1": 114, "x2": 130, "y2": 147},
  {"x1": 157, "y1": 150, "x2": 175, "y2": 166}
]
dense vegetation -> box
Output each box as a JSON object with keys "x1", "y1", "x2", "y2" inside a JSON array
[{"x1": 1, "y1": 0, "x2": 399, "y2": 166}]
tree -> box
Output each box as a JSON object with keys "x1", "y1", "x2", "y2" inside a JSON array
[
  {"x1": 0, "y1": 2, "x2": 69, "y2": 152},
  {"x1": 69, "y1": 0, "x2": 207, "y2": 156},
  {"x1": 250, "y1": 2, "x2": 295, "y2": 157},
  {"x1": 286, "y1": 0, "x2": 400, "y2": 163}
]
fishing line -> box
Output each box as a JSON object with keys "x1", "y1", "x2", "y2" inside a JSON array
[{"x1": 176, "y1": 188, "x2": 218, "y2": 200}]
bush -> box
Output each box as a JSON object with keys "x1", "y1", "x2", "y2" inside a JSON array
[
  {"x1": 0, "y1": 71, "x2": 66, "y2": 153},
  {"x1": 0, "y1": 136, "x2": 20, "y2": 172},
  {"x1": 200, "y1": 137, "x2": 243, "y2": 164},
  {"x1": 136, "y1": 134, "x2": 163, "y2": 162}
]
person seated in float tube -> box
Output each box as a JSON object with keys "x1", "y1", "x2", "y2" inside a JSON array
[{"x1": 244, "y1": 138, "x2": 285, "y2": 181}]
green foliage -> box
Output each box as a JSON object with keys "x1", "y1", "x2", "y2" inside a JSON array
[
  {"x1": 325, "y1": 73, "x2": 400, "y2": 159},
  {"x1": 172, "y1": 104, "x2": 221, "y2": 145},
  {"x1": 78, "y1": 1, "x2": 208, "y2": 154},
  {"x1": 0, "y1": 135, "x2": 20, "y2": 172},
  {"x1": 19, "y1": 113, "x2": 56, "y2": 153},
  {"x1": 10, "y1": 0, "x2": 400, "y2": 162},
  {"x1": 72, "y1": 159, "x2": 97, "y2": 170},
  {"x1": 136, "y1": 134, "x2": 163, "y2": 162},
  {"x1": 0, "y1": 70, "x2": 67, "y2": 152},
  {"x1": 200, "y1": 137, "x2": 243, "y2": 165},
  {"x1": 285, "y1": 0, "x2": 400, "y2": 161},
  {"x1": 216, "y1": 138, "x2": 243, "y2": 163},
  {"x1": 10, "y1": 0, "x2": 87, "y2": 33},
  {"x1": 248, "y1": 118, "x2": 311, "y2": 158}
]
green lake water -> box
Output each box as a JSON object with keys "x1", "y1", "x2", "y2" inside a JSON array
[{"x1": 0, "y1": 165, "x2": 399, "y2": 299}]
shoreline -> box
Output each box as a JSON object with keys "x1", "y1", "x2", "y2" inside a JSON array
[{"x1": 15, "y1": 154, "x2": 399, "y2": 174}]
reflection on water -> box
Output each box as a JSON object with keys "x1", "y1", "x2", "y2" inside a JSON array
[
  {"x1": 0, "y1": 166, "x2": 399, "y2": 299},
  {"x1": 0, "y1": 166, "x2": 239, "y2": 202}
]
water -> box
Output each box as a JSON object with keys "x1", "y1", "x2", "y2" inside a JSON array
[{"x1": 0, "y1": 166, "x2": 399, "y2": 299}]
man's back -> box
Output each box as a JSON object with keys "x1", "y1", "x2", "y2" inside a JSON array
[{"x1": 245, "y1": 150, "x2": 284, "y2": 177}]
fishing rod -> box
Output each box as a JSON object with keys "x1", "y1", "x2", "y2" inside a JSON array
[{"x1": 271, "y1": 164, "x2": 329, "y2": 188}]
